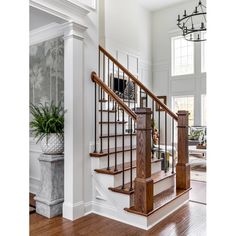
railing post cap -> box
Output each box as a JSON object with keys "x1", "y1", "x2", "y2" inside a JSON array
[{"x1": 135, "y1": 107, "x2": 152, "y2": 115}]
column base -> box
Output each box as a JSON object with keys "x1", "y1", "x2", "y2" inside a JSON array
[
  {"x1": 176, "y1": 163, "x2": 190, "y2": 190},
  {"x1": 134, "y1": 177, "x2": 153, "y2": 214},
  {"x1": 35, "y1": 197, "x2": 64, "y2": 218}
]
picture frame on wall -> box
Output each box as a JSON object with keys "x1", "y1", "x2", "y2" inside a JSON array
[{"x1": 156, "y1": 96, "x2": 167, "y2": 111}]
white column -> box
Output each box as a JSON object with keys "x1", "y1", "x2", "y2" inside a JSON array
[{"x1": 62, "y1": 22, "x2": 87, "y2": 220}]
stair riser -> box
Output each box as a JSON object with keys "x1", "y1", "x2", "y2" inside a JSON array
[
  {"x1": 95, "y1": 161, "x2": 162, "y2": 188},
  {"x1": 99, "y1": 135, "x2": 136, "y2": 150},
  {"x1": 99, "y1": 123, "x2": 129, "y2": 134},
  {"x1": 92, "y1": 150, "x2": 137, "y2": 169}
]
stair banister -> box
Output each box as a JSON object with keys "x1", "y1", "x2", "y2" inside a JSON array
[{"x1": 99, "y1": 45, "x2": 178, "y2": 121}]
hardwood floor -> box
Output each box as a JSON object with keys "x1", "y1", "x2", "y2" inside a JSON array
[{"x1": 30, "y1": 202, "x2": 206, "y2": 236}]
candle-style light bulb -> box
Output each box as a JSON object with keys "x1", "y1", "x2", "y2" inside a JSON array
[
  {"x1": 198, "y1": 34, "x2": 200, "y2": 40},
  {"x1": 201, "y1": 22, "x2": 204, "y2": 29},
  {"x1": 192, "y1": 24, "x2": 194, "y2": 30},
  {"x1": 195, "y1": 7, "x2": 198, "y2": 13},
  {"x1": 184, "y1": 10, "x2": 187, "y2": 17},
  {"x1": 178, "y1": 14, "x2": 180, "y2": 21}
]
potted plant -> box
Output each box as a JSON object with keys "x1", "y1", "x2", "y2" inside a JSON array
[{"x1": 30, "y1": 102, "x2": 65, "y2": 155}]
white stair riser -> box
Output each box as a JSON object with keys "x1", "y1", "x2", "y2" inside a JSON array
[
  {"x1": 100, "y1": 135, "x2": 136, "y2": 150},
  {"x1": 92, "y1": 150, "x2": 137, "y2": 169},
  {"x1": 95, "y1": 161, "x2": 162, "y2": 188},
  {"x1": 99, "y1": 123, "x2": 130, "y2": 134}
]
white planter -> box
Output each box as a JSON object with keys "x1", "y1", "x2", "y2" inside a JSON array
[{"x1": 41, "y1": 134, "x2": 64, "y2": 155}]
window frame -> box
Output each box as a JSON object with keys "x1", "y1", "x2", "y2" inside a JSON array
[
  {"x1": 171, "y1": 36, "x2": 195, "y2": 77},
  {"x1": 172, "y1": 95, "x2": 195, "y2": 126}
]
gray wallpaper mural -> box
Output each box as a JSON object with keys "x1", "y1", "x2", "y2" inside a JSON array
[{"x1": 30, "y1": 36, "x2": 64, "y2": 106}]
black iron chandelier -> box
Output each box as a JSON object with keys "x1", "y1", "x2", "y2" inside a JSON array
[{"x1": 177, "y1": 0, "x2": 206, "y2": 42}]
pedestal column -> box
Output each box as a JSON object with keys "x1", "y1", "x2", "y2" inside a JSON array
[{"x1": 35, "y1": 154, "x2": 64, "y2": 218}]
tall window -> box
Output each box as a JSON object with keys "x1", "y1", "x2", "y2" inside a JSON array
[
  {"x1": 171, "y1": 36, "x2": 194, "y2": 76},
  {"x1": 172, "y1": 96, "x2": 194, "y2": 126},
  {"x1": 201, "y1": 94, "x2": 207, "y2": 125}
]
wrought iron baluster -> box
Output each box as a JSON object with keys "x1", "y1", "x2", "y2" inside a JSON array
[
  {"x1": 165, "y1": 111, "x2": 167, "y2": 173},
  {"x1": 114, "y1": 102, "x2": 118, "y2": 171},
  {"x1": 158, "y1": 103, "x2": 161, "y2": 159},
  {"x1": 122, "y1": 109, "x2": 125, "y2": 189},
  {"x1": 107, "y1": 59, "x2": 110, "y2": 170},
  {"x1": 172, "y1": 118, "x2": 175, "y2": 174},
  {"x1": 130, "y1": 118, "x2": 133, "y2": 191},
  {"x1": 94, "y1": 83, "x2": 97, "y2": 153},
  {"x1": 100, "y1": 86, "x2": 103, "y2": 153}
]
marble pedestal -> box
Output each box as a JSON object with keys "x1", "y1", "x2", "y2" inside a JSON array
[{"x1": 34, "y1": 154, "x2": 64, "y2": 218}]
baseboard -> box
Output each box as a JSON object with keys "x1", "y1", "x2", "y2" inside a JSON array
[
  {"x1": 62, "y1": 201, "x2": 85, "y2": 220},
  {"x1": 30, "y1": 177, "x2": 40, "y2": 194}
]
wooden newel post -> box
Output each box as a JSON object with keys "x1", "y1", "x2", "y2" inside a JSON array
[
  {"x1": 134, "y1": 108, "x2": 153, "y2": 214},
  {"x1": 176, "y1": 110, "x2": 190, "y2": 190}
]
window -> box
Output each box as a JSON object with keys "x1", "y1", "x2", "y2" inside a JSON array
[
  {"x1": 201, "y1": 94, "x2": 207, "y2": 125},
  {"x1": 171, "y1": 36, "x2": 194, "y2": 76},
  {"x1": 172, "y1": 96, "x2": 194, "y2": 126}
]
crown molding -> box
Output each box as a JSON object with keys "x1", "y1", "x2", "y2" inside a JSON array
[
  {"x1": 30, "y1": 22, "x2": 87, "y2": 45},
  {"x1": 30, "y1": 0, "x2": 90, "y2": 26}
]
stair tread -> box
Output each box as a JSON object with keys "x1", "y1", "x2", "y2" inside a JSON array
[
  {"x1": 90, "y1": 146, "x2": 136, "y2": 157},
  {"x1": 95, "y1": 158, "x2": 162, "y2": 175},
  {"x1": 100, "y1": 133, "x2": 136, "y2": 138},
  {"x1": 99, "y1": 121, "x2": 127, "y2": 124},
  {"x1": 124, "y1": 187, "x2": 191, "y2": 216},
  {"x1": 109, "y1": 169, "x2": 174, "y2": 195}
]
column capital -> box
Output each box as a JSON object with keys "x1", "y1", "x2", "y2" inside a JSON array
[{"x1": 63, "y1": 21, "x2": 87, "y2": 41}]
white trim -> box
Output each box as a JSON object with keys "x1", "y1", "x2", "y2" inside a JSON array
[
  {"x1": 30, "y1": 0, "x2": 90, "y2": 26},
  {"x1": 63, "y1": 201, "x2": 85, "y2": 220},
  {"x1": 30, "y1": 22, "x2": 87, "y2": 45}
]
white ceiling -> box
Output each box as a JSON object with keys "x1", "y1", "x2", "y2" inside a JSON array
[{"x1": 138, "y1": 0, "x2": 189, "y2": 11}]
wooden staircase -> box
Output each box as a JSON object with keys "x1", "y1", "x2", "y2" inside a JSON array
[{"x1": 89, "y1": 46, "x2": 191, "y2": 230}]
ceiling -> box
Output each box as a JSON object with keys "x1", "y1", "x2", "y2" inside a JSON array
[{"x1": 138, "y1": 0, "x2": 189, "y2": 11}]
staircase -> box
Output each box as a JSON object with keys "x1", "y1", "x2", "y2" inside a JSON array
[{"x1": 89, "y1": 46, "x2": 191, "y2": 230}]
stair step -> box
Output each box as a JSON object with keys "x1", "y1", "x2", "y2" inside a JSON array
[
  {"x1": 99, "y1": 121, "x2": 127, "y2": 124},
  {"x1": 90, "y1": 146, "x2": 136, "y2": 157},
  {"x1": 95, "y1": 158, "x2": 162, "y2": 175},
  {"x1": 100, "y1": 133, "x2": 136, "y2": 138},
  {"x1": 109, "y1": 169, "x2": 173, "y2": 195},
  {"x1": 124, "y1": 187, "x2": 191, "y2": 217}
]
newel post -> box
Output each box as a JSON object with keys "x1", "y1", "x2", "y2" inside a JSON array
[
  {"x1": 176, "y1": 110, "x2": 190, "y2": 190},
  {"x1": 134, "y1": 108, "x2": 153, "y2": 214}
]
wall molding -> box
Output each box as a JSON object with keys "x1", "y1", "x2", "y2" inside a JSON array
[
  {"x1": 30, "y1": 22, "x2": 87, "y2": 45},
  {"x1": 30, "y1": 0, "x2": 90, "y2": 26}
]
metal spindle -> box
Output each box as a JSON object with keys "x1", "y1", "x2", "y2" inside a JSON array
[
  {"x1": 151, "y1": 100, "x2": 154, "y2": 158},
  {"x1": 114, "y1": 102, "x2": 118, "y2": 171},
  {"x1": 165, "y1": 111, "x2": 167, "y2": 173},
  {"x1": 94, "y1": 83, "x2": 97, "y2": 153},
  {"x1": 102, "y1": 53, "x2": 105, "y2": 99},
  {"x1": 122, "y1": 109, "x2": 125, "y2": 189},
  {"x1": 130, "y1": 118, "x2": 133, "y2": 191},
  {"x1": 123, "y1": 72, "x2": 125, "y2": 102},
  {"x1": 139, "y1": 88, "x2": 142, "y2": 108},
  {"x1": 100, "y1": 86, "x2": 103, "y2": 153},
  {"x1": 158, "y1": 103, "x2": 161, "y2": 159},
  {"x1": 107, "y1": 59, "x2": 110, "y2": 170},
  {"x1": 145, "y1": 93, "x2": 148, "y2": 107},
  {"x1": 172, "y1": 118, "x2": 175, "y2": 174},
  {"x1": 117, "y1": 67, "x2": 120, "y2": 121}
]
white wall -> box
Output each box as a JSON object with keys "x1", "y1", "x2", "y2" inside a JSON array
[
  {"x1": 152, "y1": 0, "x2": 206, "y2": 126},
  {"x1": 99, "y1": 0, "x2": 152, "y2": 89}
]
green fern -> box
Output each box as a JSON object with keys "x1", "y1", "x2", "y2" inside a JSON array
[{"x1": 30, "y1": 101, "x2": 65, "y2": 143}]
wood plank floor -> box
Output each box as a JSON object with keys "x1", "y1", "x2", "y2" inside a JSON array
[{"x1": 30, "y1": 201, "x2": 206, "y2": 236}]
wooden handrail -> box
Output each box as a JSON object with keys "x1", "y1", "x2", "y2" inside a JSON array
[
  {"x1": 99, "y1": 45, "x2": 178, "y2": 121},
  {"x1": 91, "y1": 72, "x2": 137, "y2": 121}
]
